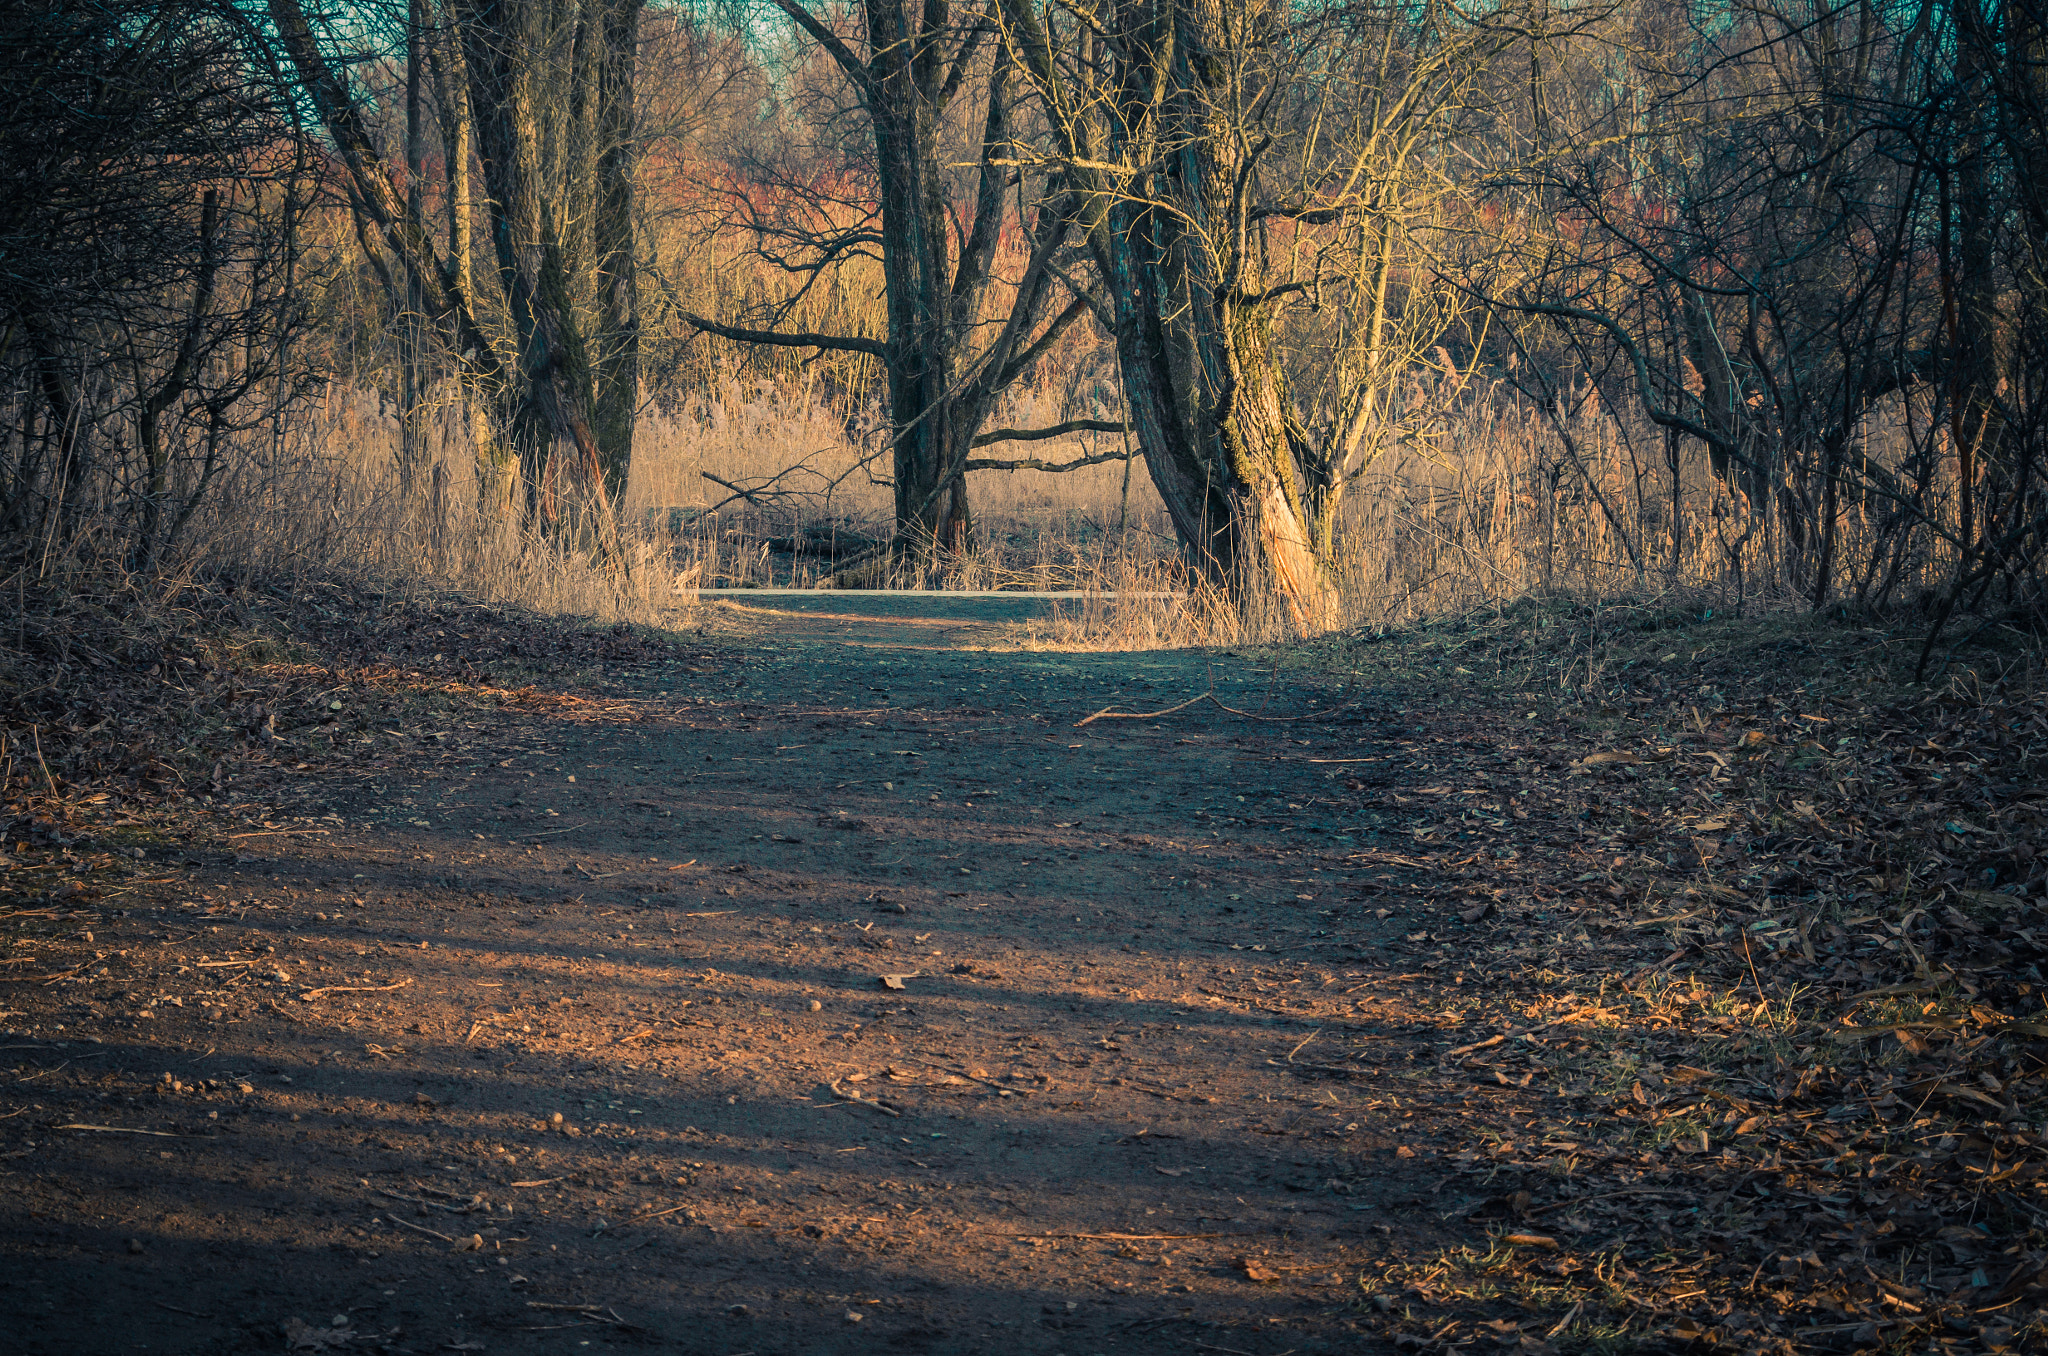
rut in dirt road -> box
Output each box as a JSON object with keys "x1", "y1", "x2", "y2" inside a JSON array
[{"x1": 5, "y1": 600, "x2": 1459, "y2": 1356}]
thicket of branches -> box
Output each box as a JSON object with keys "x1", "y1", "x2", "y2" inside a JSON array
[{"x1": 3, "y1": 0, "x2": 2046, "y2": 652}]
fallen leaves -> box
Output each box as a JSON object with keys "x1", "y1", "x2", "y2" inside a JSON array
[{"x1": 1323, "y1": 608, "x2": 2048, "y2": 1355}]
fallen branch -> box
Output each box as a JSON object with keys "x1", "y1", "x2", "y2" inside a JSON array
[
  {"x1": 1076, "y1": 690, "x2": 1350, "y2": 727},
  {"x1": 996, "y1": 1231, "x2": 1260, "y2": 1241},
  {"x1": 53, "y1": 1123, "x2": 182, "y2": 1137},
  {"x1": 299, "y1": 978, "x2": 413, "y2": 1001},
  {"x1": 963, "y1": 447, "x2": 1133, "y2": 474}
]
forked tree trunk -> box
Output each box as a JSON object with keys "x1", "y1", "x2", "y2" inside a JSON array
[
  {"x1": 271, "y1": 0, "x2": 636, "y2": 545},
  {"x1": 459, "y1": 0, "x2": 614, "y2": 543},
  {"x1": 1096, "y1": 0, "x2": 1339, "y2": 630},
  {"x1": 695, "y1": 8, "x2": 1079, "y2": 568}
]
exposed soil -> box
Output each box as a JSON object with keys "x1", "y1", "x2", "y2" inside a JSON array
[
  {"x1": 1, "y1": 596, "x2": 1429, "y2": 1355},
  {"x1": 4, "y1": 592, "x2": 2046, "y2": 1356}
]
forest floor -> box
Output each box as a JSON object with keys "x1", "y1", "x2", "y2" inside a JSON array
[{"x1": 2, "y1": 584, "x2": 2046, "y2": 1356}]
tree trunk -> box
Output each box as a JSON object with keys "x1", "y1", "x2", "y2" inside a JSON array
[
  {"x1": 399, "y1": 0, "x2": 430, "y2": 504},
  {"x1": 459, "y1": 0, "x2": 610, "y2": 539},
  {"x1": 867, "y1": 0, "x2": 971, "y2": 554},
  {"x1": 1101, "y1": 0, "x2": 1339, "y2": 630},
  {"x1": 591, "y1": 0, "x2": 640, "y2": 508}
]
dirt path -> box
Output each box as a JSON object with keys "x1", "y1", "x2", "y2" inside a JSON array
[
  {"x1": 13, "y1": 592, "x2": 2047, "y2": 1355},
  {"x1": 5, "y1": 598, "x2": 1448, "y2": 1355}
]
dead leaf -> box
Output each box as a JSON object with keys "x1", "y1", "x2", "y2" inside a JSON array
[
  {"x1": 877, "y1": 972, "x2": 919, "y2": 991},
  {"x1": 1574, "y1": 751, "x2": 1640, "y2": 768},
  {"x1": 1504, "y1": 1233, "x2": 1559, "y2": 1250},
  {"x1": 1236, "y1": 1256, "x2": 1282, "y2": 1282}
]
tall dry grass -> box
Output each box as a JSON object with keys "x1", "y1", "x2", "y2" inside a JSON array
[{"x1": 98, "y1": 375, "x2": 1958, "y2": 650}]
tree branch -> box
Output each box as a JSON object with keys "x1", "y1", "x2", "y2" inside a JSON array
[
  {"x1": 766, "y1": 0, "x2": 870, "y2": 96},
  {"x1": 682, "y1": 313, "x2": 885, "y2": 357},
  {"x1": 963, "y1": 447, "x2": 1135, "y2": 473},
  {"x1": 1511, "y1": 299, "x2": 1740, "y2": 460},
  {"x1": 995, "y1": 292, "x2": 1099, "y2": 385},
  {"x1": 971, "y1": 418, "x2": 1129, "y2": 446}
]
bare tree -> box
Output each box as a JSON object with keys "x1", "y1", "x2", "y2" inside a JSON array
[
  {"x1": 267, "y1": 0, "x2": 643, "y2": 542},
  {"x1": 998, "y1": 0, "x2": 1520, "y2": 628},
  {"x1": 682, "y1": 0, "x2": 1103, "y2": 561},
  {"x1": 0, "y1": 0, "x2": 319, "y2": 572}
]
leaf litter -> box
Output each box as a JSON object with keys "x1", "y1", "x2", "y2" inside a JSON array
[{"x1": 1303, "y1": 601, "x2": 2048, "y2": 1354}]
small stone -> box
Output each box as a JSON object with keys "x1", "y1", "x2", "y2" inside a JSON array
[
  {"x1": 808, "y1": 1000, "x2": 822, "y2": 1012},
  {"x1": 126, "y1": 1239, "x2": 144, "y2": 1255}
]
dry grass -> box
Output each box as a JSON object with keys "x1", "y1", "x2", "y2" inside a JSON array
[{"x1": 52, "y1": 376, "x2": 1963, "y2": 655}]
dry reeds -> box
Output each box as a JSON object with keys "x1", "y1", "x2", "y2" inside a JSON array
[{"x1": 11, "y1": 371, "x2": 1967, "y2": 654}]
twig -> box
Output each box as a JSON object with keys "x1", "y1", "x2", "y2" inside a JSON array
[
  {"x1": 1285, "y1": 1027, "x2": 1325, "y2": 1063},
  {"x1": 375, "y1": 1187, "x2": 480, "y2": 1215},
  {"x1": 1741, "y1": 930, "x2": 1769, "y2": 1008},
  {"x1": 31, "y1": 725, "x2": 58, "y2": 798},
  {"x1": 903, "y1": 1054, "x2": 1034, "y2": 1094},
  {"x1": 525, "y1": 1302, "x2": 644, "y2": 1332},
  {"x1": 630, "y1": 1202, "x2": 692, "y2": 1221},
  {"x1": 820, "y1": 1080, "x2": 902, "y2": 1116},
  {"x1": 154, "y1": 1301, "x2": 214, "y2": 1318},
  {"x1": 226, "y1": 829, "x2": 331, "y2": 840},
  {"x1": 53, "y1": 1123, "x2": 181, "y2": 1137},
  {"x1": 378, "y1": 1214, "x2": 454, "y2": 1243},
  {"x1": 1443, "y1": 1015, "x2": 1574, "y2": 1060},
  {"x1": 299, "y1": 978, "x2": 413, "y2": 1000},
  {"x1": 1076, "y1": 692, "x2": 1218, "y2": 727},
  {"x1": 997, "y1": 1231, "x2": 1260, "y2": 1241}
]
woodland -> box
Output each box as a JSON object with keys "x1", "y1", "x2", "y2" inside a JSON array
[
  {"x1": 4, "y1": 0, "x2": 2048, "y2": 635},
  {"x1": 2, "y1": 0, "x2": 2048, "y2": 1353}
]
